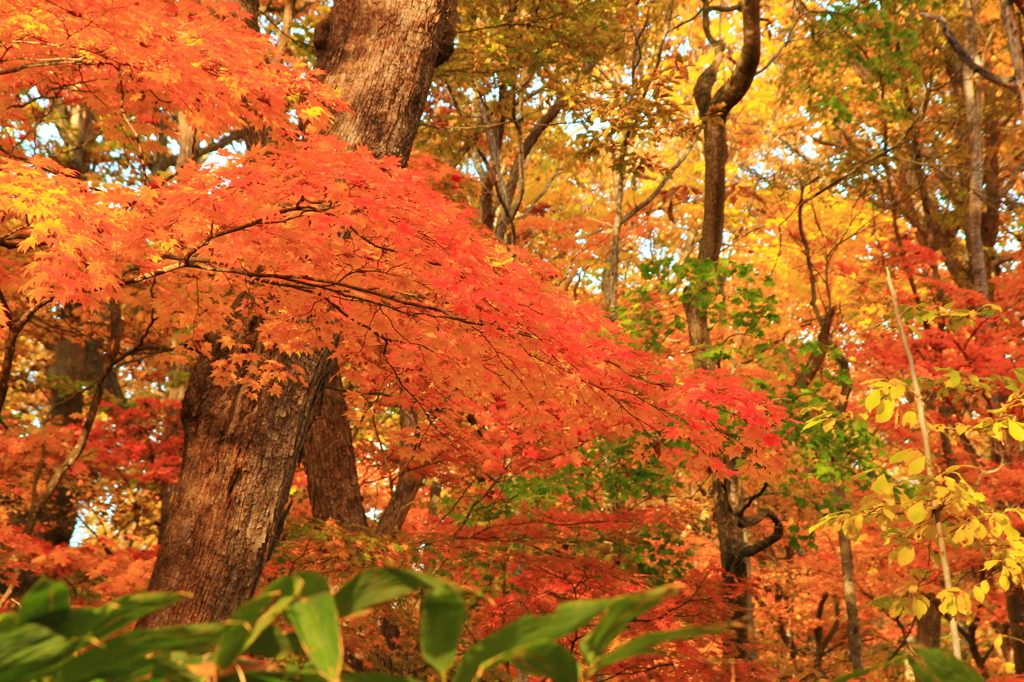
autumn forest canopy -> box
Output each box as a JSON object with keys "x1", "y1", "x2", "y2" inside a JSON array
[{"x1": 0, "y1": 0, "x2": 1023, "y2": 679}]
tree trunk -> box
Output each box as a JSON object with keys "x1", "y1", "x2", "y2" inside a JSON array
[
  {"x1": 999, "y1": 0, "x2": 1024, "y2": 120},
  {"x1": 838, "y1": 530, "x2": 864, "y2": 670},
  {"x1": 142, "y1": 320, "x2": 332, "y2": 627},
  {"x1": 959, "y1": 0, "x2": 989, "y2": 298},
  {"x1": 303, "y1": 374, "x2": 367, "y2": 527},
  {"x1": 314, "y1": 0, "x2": 457, "y2": 164},
  {"x1": 1007, "y1": 585, "x2": 1024, "y2": 672},
  {"x1": 144, "y1": 0, "x2": 457, "y2": 626},
  {"x1": 686, "y1": 0, "x2": 772, "y2": 657},
  {"x1": 917, "y1": 596, "x2": 943, "y2": 648}
]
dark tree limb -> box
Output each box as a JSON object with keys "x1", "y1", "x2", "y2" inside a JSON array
[
  {"x1": 921, "y1": 12, "x2": 1016, "y2": 89},
  {"x1": 737, "y1": 507, "x2": 783, "y2": 558}
]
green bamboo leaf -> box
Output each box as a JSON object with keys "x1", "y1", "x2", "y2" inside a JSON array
[
  {"x1": 216, "y1": 575, "x2": 304, "y2": 670},
  {"x1": 335, "y1": 569, "x2": 418, "y2": 618},
  {"x1": 18, "y1": 578, "x2": 71, "y2": 623},
  {"x1": 288, "y1": 592, "x2": 343, "y2": 682},
  {"x1": 420, "y1": 583, "x2": 466, "y2": 679},
  {"x1": 451, "y1": 599, "x2": 609, "y2": 682},
  {"x1": 909, "y1": 648, "x2": 984, "y2": 682},
  {"x1": 512, "y1": 641, "x2": 579, "y2": 682},
  {"x1": 0, "y1": 622, "x2": 75, "y2": 682},
  {"x1": 335, "y1": 568, "x2": 466, "y2": 679},
  {"x1": 594, "y1": 625, "x2": 723, "y2": 670},
  {"x1": 579, "y1": 585, "x2": 676, "y2": 665},
  {"x1": 54, "y1": 623, "x2": 222, "y2": 682},
  {"x1": 36, "y1": 592, "x2": 186, "y2": 641}
]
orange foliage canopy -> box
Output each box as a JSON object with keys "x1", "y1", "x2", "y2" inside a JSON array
[{"x1": 0, "y1": 0, "x2": 782, "y2": 599}]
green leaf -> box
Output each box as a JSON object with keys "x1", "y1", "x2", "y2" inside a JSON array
[
  {"x1": 53, "y1": 624, "x2": 222, "y2": 682},
  {"x1": 420, "y1": 582, "x2": 466, "y2": 679},
  {"x1": 37, "y1": 591, "x2": 186, "y2": 641},
  {"x1": 451, "y1": 599, "x2": 609, "y2": 682},
  {"x1": 0, "y1": 622, "x2": 75, "y2": 682},
  {"x1": 594, "y1": 625, "x2": 722, "y2": 670},
  {"x1": 247, "y1": 625, "x2": 295, "y2": 658},
  {"x1": 335, "y1": 570, "x2": 418, "y2": 618},
  {"x1": 512, "y1": 641, "x2": 579, "y2": 682},
  {"x1": 217, "y1": 574, "x2": 306, "y2": 670},
  {"x1": 579, "y1": 585, "x2": 676, "y2": 665},
  {"x1": 335, "y1": 568, "x2": 466, "y2": 679},
  {"x1": 909, "y1": 647, "x2": 984, "y2": 682},
  {"x1": 288, "y1": 592, "x2": 343, "y2": 682},
  {"x1": 18, "y1": 578, "x2": 71, "y2": 623}
]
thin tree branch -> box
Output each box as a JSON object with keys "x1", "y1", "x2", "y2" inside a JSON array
[{"x1": 920, "y1": 12, "x2": 1016, "y2": 88}]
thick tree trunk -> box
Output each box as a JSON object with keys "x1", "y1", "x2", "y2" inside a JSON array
[
  {"x1": 304, "y1": 375, "x2": 367, "y2": 527},
  {"x1": 314, "y1": 0, "x2": 456, "y2": 163},
  {"x1": 142, "y1": 320, "x2": 332, "y2": 627},
  {"x1": 145, "y1": 0, "x2": 457, "y2": 626}
]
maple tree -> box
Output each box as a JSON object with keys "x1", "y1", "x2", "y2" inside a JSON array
[{"x1": 2, "y1": 0, "x2": 1024, "y2": 680}]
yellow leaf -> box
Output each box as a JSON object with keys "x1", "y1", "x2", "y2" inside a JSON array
[
  {"x1": 910, "y1": 595, "x2": 930, "y2": 619},
  {"x1": 906, "y1": 502, "x2": 928, "y2": 524},
  {"x1": 877, "y1": 399, "x2": 896, "y2": 423},
  {"x1": 907, "y1": 456, "x2": 926, "y2": 475},
  {"x1": 864, "y1": 389, "x2": 881, "y2": 410},
  {"x1": 902, "y1": 410, "x2": 919, "y2": 428},
  {"x1": 1008, "y1": 420, "x2": 1024, "y2": 442},
  {"x1": 945, "y1": 370, "x2": 962, "y2": 388},
  {"x1": 871, "y1": 475, "x2": 893, "y2": 499},
  {"x1": 489, "y1": 252, "x2": 515, "y2": 267},
  {"x1": 897, "y1": 546, "x2": 915, "y2": 566}
]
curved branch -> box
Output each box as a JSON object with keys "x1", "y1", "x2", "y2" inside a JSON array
[
  {"x1": 737, "y1": 482, "x2": 768, "y2": 517},
  {"x1": 694, "y1": 51, "x2": 724, "y2": 116},
  {"x1": 737, "y1": 506, "x2": 783, "y2": 558},
  {"x1": 709, "y1": 0, "x2": 761, "y2": 114},
  {"x1": 920, "y1": 12, "x2": 1016, "y2": 89}
]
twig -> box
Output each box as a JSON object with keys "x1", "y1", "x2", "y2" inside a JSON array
[
  {"x1": 22, "y1": 304, "x2": 123, "y2": 535},
  {"x1": 885, "y1": 267, "x2": 962, "y2": 660}
]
